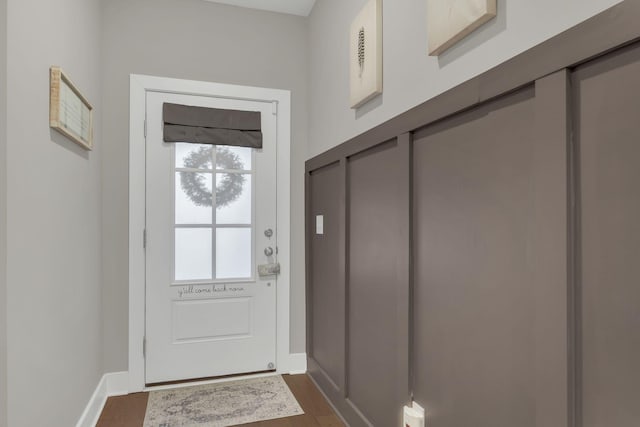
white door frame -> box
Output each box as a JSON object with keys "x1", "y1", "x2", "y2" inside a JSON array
[{"x1": 128, "y1": 74, "x2": 294, "y2": 392}]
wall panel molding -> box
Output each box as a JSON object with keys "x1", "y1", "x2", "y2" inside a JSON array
[
  {"x1": 306, "y1": 2, "x2": 640, "y2": 426},
  {"x1": 412, "y1": 85, "x2": 544, "y2": 426},
  {"x1": 345, "y1": 139, "x2": 410, "y2": 426},
  {"x1": 572, "y1": 41, "x2": 640, "y2": 427},
  {"x1": 307, "y1": 161, "x2": 346, "y2": 395},
  {"x1": 531, "y1": 70, "x2": 572, "y2": 427}
]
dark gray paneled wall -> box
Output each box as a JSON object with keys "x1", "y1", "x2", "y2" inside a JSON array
[
  {"x1": 574, "y1": 43, "x2": 640, "y2": 427},
  {"x1": 412, "y1": 80, "x2": 570, "y2": 426},
  {"x1": 307, "y1": 139, "x2": 411, "y2": 427},
  {"x1": 306, "y1": 40, "x2": 639, "y2": 427},
  {"x1": 413, "y1": 88, "x2": 539, "y2": 427},
  {"x1": 347, "y1": 139, "x2": 410, "y2": 427},
  {"x1": 308, "y1": 162, "x2": 345, "y2": 393}
]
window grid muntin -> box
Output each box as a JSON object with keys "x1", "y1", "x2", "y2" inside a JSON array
[{"x1": 172, "y1": 143, "x2": 255, "y2": 283}]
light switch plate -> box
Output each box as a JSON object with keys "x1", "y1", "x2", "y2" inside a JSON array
[{"x1": 316, "y1": 215, "x2": 324, "y2": 235}]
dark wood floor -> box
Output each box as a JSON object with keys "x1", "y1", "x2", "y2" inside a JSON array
[{"x1": 96, "y1": 374, "x2": 346, "y2": 427}]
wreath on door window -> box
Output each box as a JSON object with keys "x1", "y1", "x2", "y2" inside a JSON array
[{"x1": 180, "y1": 146, "x2": 246, "y2": 208}]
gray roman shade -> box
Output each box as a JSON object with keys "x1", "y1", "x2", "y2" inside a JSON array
[{"x1": 163, "y1": 103, "x2": 262, "y2": 148}]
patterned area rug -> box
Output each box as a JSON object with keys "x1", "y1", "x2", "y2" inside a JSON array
[{"x1": 143, "y1": 375, "x2": 304, "y2": 427}]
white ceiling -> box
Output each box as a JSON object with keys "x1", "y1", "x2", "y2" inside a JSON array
[{"x1": 202, "y1": 0, "x2": 317, "y2": 17}]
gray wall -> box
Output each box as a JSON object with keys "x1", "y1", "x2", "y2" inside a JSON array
[
  {"x1": 307, "y1": 0, "x2": 625, "y2": 158},
  {"x1": 0, "y1": 0, "x2": 7, "y2": 426},
  {"x1": 100, "y1": 0, "x2": 309, "y2": 371},
  {"x1": 5, "y1": 0, "x2": 103, "y2": 425}
]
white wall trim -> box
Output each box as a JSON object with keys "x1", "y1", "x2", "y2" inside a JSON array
[
  {"x1": 106, "y1": 371, "x2": 131, "y2": 396},
  {"x1": 75, "y1": 372, "x2": 129, "y2": 427},
  {"x1": 129, "y1": 74, "x2": 295, "y2": 391},
  {"x1": 288, "y1": 353, "x2": 308, "y2": 375},
  {"x1": 75, "y1": 360, "x2": 307, "y2": 427},
  {"x1": 75, "y1": 376, "x2": 107, "y2": 427}
]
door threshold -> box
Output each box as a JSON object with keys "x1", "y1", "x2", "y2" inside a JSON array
[{"x1": 144, "y1": 370, "x2": 278, "y2": 392}]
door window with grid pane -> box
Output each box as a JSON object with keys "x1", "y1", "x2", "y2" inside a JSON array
[{"x1": 173, "y1": 143, "x2": 254, "y2": 281}]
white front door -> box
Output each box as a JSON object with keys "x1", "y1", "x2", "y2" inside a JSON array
[{"x1": 144, "y1": 91, "x2": 278, "y2": 384}]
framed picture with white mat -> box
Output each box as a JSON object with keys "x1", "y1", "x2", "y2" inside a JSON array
[{"x1": 428, "y1": 0, "x2": 497, "y2": 55}]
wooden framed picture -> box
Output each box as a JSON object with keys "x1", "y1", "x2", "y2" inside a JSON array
[
  {"x1": 349, "y1": 0, "x2": 382, "y2": 109},
  {"x1": 428, "y1": 0, "x2": 497, "y2": 56},
  {"x1": 49, "y1": 66, "x2": 94, "y2": 150}
]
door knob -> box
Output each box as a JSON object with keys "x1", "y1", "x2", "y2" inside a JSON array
[
  {"x1": 264, "y1": 247, "x2": 274, "y2": 256},
  {"x1": 264, "y1": 228, "x2": 273, "y2": 238}
]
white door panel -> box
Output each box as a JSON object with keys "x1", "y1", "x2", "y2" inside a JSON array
[{"x1": 145, "y1": 91, "x2": 277, "y2": 384}]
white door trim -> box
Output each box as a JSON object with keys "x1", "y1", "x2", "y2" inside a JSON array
[{"x1": 129, "y1": 74, "x2": 293, "y2": 392}]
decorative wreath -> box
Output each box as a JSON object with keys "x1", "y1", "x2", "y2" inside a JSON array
[{"x1": 180, "y1": 146, "x2": 246, "y2": 208}]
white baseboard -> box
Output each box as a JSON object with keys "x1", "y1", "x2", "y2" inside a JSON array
[
  {"x1": 288, "y1": 352, "x2": 307, "y2": 375},
  {"x1": 75, "y1": 357, "x2": 304, "y2": 427},
  {"x1": 75, "y1": 375, "x2": 107, "y2": 427},
  {"x1": 76, "y1": 372, "x2": 129, "y2": 427},
  {"x1": 106, "y1": 371, "x2": 130, "y2": 396}
]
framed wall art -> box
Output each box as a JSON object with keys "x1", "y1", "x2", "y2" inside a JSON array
[
  {"x1": 427, "y1": 0, "x2": 497, "y2": 56},
  {"x1": 350, "y1": 0, "x2": 382, "y2": 109},
  {"x1": 49, "y1": 66, "x2": 94, "y2": 150}
]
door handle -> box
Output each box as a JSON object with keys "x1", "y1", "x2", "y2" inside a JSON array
[
  {"x1": 258, "y1": 263, "x2": 280, "y2": 277},
  {"x1": 264, "y1": 247, "x2": 274, "y2": 257}
]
